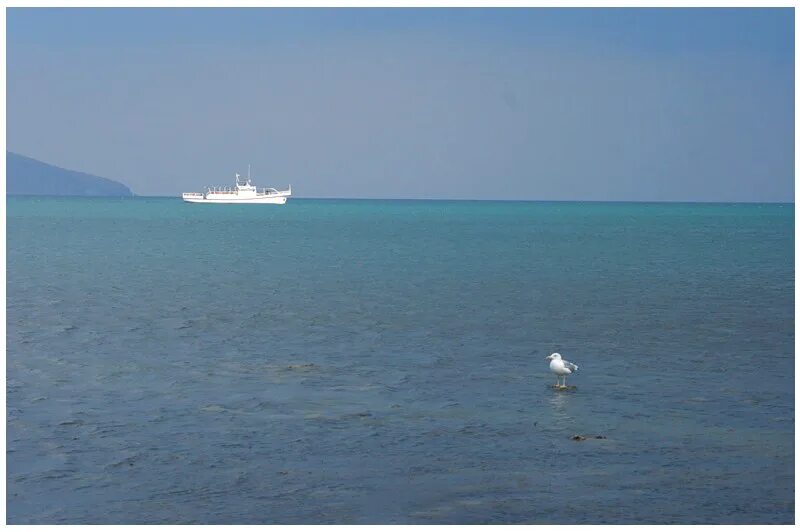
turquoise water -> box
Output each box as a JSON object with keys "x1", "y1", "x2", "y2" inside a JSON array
[{"x1": 7, "y1": 197, "x2": 794, "y2": 524}]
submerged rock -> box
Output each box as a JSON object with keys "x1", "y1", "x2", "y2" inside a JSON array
[
  {"x1": 570, "y1": 434, "x2": 607, "y2": 441},
  {"x1": 285, "y1": 363, "x2": 317, "y2": 371}
]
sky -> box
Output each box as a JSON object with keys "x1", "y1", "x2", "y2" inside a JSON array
[{"x1": 6, "y1": 8, "x2": 795, "y2": 201}]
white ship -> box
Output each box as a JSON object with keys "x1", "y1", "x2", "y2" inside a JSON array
[{"x1": 182, "y1": 167, "x2": 291, "y2": 204}]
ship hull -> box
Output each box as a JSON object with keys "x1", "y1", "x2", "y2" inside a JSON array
[{"x1": 183, "y1": 196, "x2": 288, "y2": 204}]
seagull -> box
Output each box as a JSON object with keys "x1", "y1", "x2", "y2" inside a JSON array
[{"x1": 546, "y1": 352, "x2": 579, "y2": 388}]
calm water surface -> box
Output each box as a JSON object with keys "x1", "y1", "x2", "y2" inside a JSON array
[{"x1": 6, "y1": 197, "x2": 794, "y2": 523}]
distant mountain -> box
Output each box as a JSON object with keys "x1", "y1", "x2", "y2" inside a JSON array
[{"x1": 7, "y1": 152, "x2": 134, "y2": 197}]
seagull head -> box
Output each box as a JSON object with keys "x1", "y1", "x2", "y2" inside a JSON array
[{"x1": 546, "y1": 352, "x2": 562, "y2": 361}]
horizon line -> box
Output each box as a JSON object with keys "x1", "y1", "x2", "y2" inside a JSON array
[{"x1": 7, "y1": 194, "x2": 795, "y2": 205}]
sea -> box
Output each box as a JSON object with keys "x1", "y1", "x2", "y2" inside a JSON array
[{"x1": 6, "y1": 197, "x2": 795, "y2": 524}]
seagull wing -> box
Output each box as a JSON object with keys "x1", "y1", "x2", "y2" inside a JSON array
[{"x1": 564, "y1": 361, "x2": 579, "y2": 372}]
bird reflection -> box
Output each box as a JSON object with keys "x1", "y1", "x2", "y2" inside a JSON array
[{"x1": 546, "y1": 389, "x2": 575, "y2": 430}]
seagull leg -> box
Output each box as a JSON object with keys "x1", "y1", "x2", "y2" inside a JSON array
[{"x1": 563, "y1": 376, "x2": 567, "y2": 388}]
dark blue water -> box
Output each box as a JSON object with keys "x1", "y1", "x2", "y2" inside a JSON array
[{"x1": 7, "y1": 197, "x2": 794, "y2": 524}]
